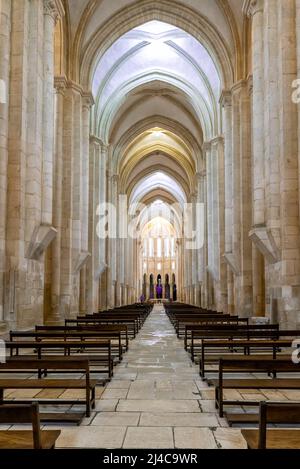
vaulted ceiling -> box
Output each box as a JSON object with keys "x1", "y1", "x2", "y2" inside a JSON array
[{"x1": 61, "y1": 0, "x2": 248, "y2": 235}]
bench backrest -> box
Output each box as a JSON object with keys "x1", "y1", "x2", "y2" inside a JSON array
[
  {"x1": 259, "y1": 402, "x2": 300, "y2": 449},
  {"x1": 0, "y1": 356, "x2": 90, "y2": 371},
  {"x1": 0, "y1": 403, "x2": 41, "y2": 448},
  {"x1": 219, "y1": 357, "x2": 296, "y2": 372}
]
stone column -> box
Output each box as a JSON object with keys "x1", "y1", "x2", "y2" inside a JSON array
[
  {"x1": 212, "y1": 136, "x2": 227, "y2": 312},
  {"x1": 203, "y1": 142, "x2": 212, "y2": 307},
  {"x1": 98, "y1": 143, "x2": 108, "y2": 303},
  {"x1": 81, "y1": 94, "x2": 93, "y2": 254},
  {"x1": 6, "y1": 0, "x2": 29, "y2": 327},
  {"x1": 297, "y1": 0, "x2": 300, "y2": 218},
  {"x1": 42, "y1": 0, "x2": 59, "y2": 225},
  {"x1": 203, "y1": 142, "x2": 213, "y2": 307},
  {"x1": 264, "y1": 0, "x2": 281, "y2": 250},
  {"x1": 79, "y1": 94, "x2": 93, "y2": 315},
  {"x1": 60, "y1": 86, "x2": 75, "y2": 317},
  {"x1": 220, "y1": 91, "x2": 233, "y2": 313},
  {"x1": 276, "y1": 0, "x2": 300, "y2": 327},
  {"x1": 49, "y1": 76, "x2": 66, "y2": 323},
  {"x1": 107, "y1": 172, "x2": 118, "y2": 309},
  {"x1": 252, "y1": 245, "x2": 265, "y2": 316},
  {"x1": 247, "y1": 0, "x2": 265, "y2": 227},
  {"x1": 0, "y1": 0, "x2": 11, "y2": 322}
]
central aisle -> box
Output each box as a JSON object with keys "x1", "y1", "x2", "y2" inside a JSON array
[{"x1": 56, "y1": 305, "x2": 247, "y2": 449}]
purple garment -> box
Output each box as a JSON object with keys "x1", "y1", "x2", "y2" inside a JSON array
[{"x1": 156, "y1": 285, "x2": 163, "y2": 298}]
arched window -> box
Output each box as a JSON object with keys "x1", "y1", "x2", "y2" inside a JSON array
[
  {"x1": 143, "y1": 239, "x2": 147, "y2": 256},
  {"x1": 171, "y1": 237, "x2": 175, "y2": 257},
  {"x1": 165, "y1": 238, "x2": 170, "y2": 257},
  {"x1": 149, "y1": 238, "x2": 154, "y2": 257},
  {"x1": 157, "y1": 238, "x2": 162, "y2": 257}
]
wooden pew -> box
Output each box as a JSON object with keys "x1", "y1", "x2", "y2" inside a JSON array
[
  {"x1": 190, "y1": 329, "x2": 299, "y2": 362},
  {"x1": 6, "y1": 340, "x2": 113, "y2": 380},
  {"x1": 0, "y1": 357, "x2": 98, "y2": 419},
  {"x1": 10, "y1": 329, "x2": 123, "y2": 363},
  {"x1": 242, "y1": 402, "x2": 300, "y2": 449},
  {"x1": 208, "y1": 357, "x2": 300, "y2": 417},
  {"x1": 175, "y1": 316, "x2": 246, "y2": 338},
  {"x1": 35, "y1": 324, "x2": 129, "y2": 350},
  {"x1": 184, "y1": 323, "x2": 279, "y2": 351},
  {"x1": 67, "y1": 317, "x2": 137, "y2": 338},
  {"x1": 0, "y1": 403, "x2": 61, "y2": 449},
  {"x1": 198, "y1": 339, "x2": 292, "y2": 378}
]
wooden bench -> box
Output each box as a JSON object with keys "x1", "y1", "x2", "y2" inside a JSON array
[
  {"x1": 10, "y1": 329, "x2": 123, "y2": 363},
  {"x1": 198, "y1": 339, "x2": 292, "y2": 378},
  {"x1": 36, "y1": 324, "x2": 129, "y2": 351},
  {"x1": 184, "y1": 323, "x2": 279, "y2": 351},
  {"x1": 208, "y1": 357, "x2": 300, "y2": 417},
  {"x1": 190, "y1": 329, "x2": 299, "y2": 362},
  {"x1": 6, "y1": 340, "x2": 113, "y2": 379},
  {"x1": 175, "y1": 316, "x2": 247, "y2": 338},
  {"x1": 0, "y1": 403, "x2": 60, "y2": 449},
  {"x1": 242, "y1": 402, "x2": 300, "y2": 449},
  {"x1": 67, "y1": 317, "x2": 137, "y2": 338},
  {"x1": 0, "y1": 357, "x2": 98, "y2": 420}
]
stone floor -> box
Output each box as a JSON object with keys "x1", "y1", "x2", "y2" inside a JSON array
[
  {"x1": 52, "y1": 305, "x2": 248, "y2": 449},
  {"x1": 2, "y1": 305, "x2": 299, "y2": 448}
]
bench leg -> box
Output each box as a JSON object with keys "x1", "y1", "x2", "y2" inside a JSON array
[
  {"x1": 215, "y1": 387, "x2": 219, "y2": 409},
  {"x1": 219, "y1": 387, "x2": 224, "y2": 418},
  {"x1": 91, "y1": 387, "x2": 96, "y2": 409},
  {"x1": 86, "y1": 388, "x2": 91, "y2": 417}
]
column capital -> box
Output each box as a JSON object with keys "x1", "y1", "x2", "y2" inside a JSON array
[
  {"x1": 82, "y1": 92, "x2": 95, "y2": 110},
  {"x1": 202, "y1": 141, "x2": 212, "y2": 153},
  {"x1": 243, "y1": 0, "x2": 264, "y2": 18},
  {"x1": 219, "y1": 90, "x2": 232, "y2": 108},
  {"x1": 247, "y1": 74, "x2": 253, "y2": 96},
  {"x1": 54, "y1": 75, "x2": 67, "y2": 94},
  {"x1": 43, "y1": 0, "x2": 65, "y2": 23},
  {"x1": 210, "y1": 135, "x2": 224, "y2": 147},
  {"x1": 101, "y1": 143, "x2": 109, "y2": 154},
  {"x1": 110, "y1": 174, "x2": 119, "y2": 184},
  {"x1": 195, "y1": 170, "x2": 207, "y2": 182},
  {"x1": 90, "y1": 135, "x2": 102, "y2": 146}
]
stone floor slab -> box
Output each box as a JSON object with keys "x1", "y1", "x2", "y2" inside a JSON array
[
  {"x1": 123, "y1": 427, "x2": 174, "y2": 449},
  {"x1": 174, "y1": 427, "x2": 217, "y2": 449},
  {"x1": 139, "y1": 412, "x2": 218, "y2": 427},
  {"x1": 56, "y1": 426, "x2": 126, "y2": 448}
]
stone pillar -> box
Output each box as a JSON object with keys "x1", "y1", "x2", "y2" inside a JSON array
[
  {"x1": 78, "y1": 94, "x2": 93, "y2": 315},
  {"x1": 227, "y1": 81, "x2": 253, "y2": 317},
  {"x1": 50, "y1": 76, "x2": 66, "y2": 323},
  {"x1": 86, "y1": 137, "x2": 100, "y2": 313},
  {"x1": 203, "y1": 142, "x2": 213, "y2": 307},
  {"x1": 248, "y1": 0, "x2": 265, "y2": 227},
  {"x1": 81, "y1": 94, "x2": 93, "y2": 254},
  {"x1": 213, "y1": 137, "x2": 227, "y2": 312},
  {"x1": 252, "y1": 245, "x2": 265, "y2": 316},
  {"x1": 276, "y1": 0, "x2": 300, "y2": 327},
  {"x1": 42, "y1": 0, "x2": 58, "y2": 225},
  {"x1": 107, "y1": 172, "x2": 118, "y2": 309},
  {"x1": 0, "y1": 0, "x2": 11, "y2": 322},
  {"x1": 297, "y1": 0, "x2": 300, "y2": 220},
  {"x1": 263, "y1": 0, "x2": 281, "y2": 250},
  {"x1": 220, "y1": 91, "x2": 233, "y2": 313},
  {"x1": 5, "y1": 0, "x2": 30, "y2": 327}
]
